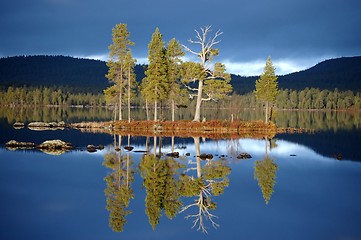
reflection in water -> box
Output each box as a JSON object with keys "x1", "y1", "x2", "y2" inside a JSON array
[
  {"x1": 103, "y1": 135, "x2": 135, "y2": 232},
  {"x1": 103, "y1": 135, "x2": 232, "y2": 233},
  {"x1": 254, "y1": 137, "x2": 279, "y2": 204},
  {"x1": 1, "y1": 106, "x2": 360, "y2": 131},
  {"x1": 101, "y1": 135, "x2": 281, "y2": 233},
  {"x1": 179, "y1": 137, "x2": 231, "y2": 233},
  {"x1": 139, "y1": 152, "x2": 184, "y2": 229}
]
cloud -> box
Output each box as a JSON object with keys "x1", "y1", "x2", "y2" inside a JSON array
[{"x1": 1, "y1": 0, "x2": 360, "y2": 71}]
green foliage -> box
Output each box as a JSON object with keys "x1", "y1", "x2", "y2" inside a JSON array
[
  {"x1": 202, "y1": 160, "x2": 231, "y2": 179},
  {"x1": 180, "y1": 61, "x2": 206, "y2": 84},
  {"x1": 255, "y1": 56, "x2": 279, "y2": 104},
  {"x1": 139, "y1": 154, "x2": 183, "y2": 229},
  {"x1": 166, "y1": 38, "x2": 187, "y2": 111},
  {"x1": 142, "y1": 28, "x2": 169, "y2": 102},
  {"x1": 179, "y1": 175, "x2": 204, "y2": 197},
  {"x1": 0, "y1": 86, "x2": 105, "y2": 107},
  {"x1": 254, "y1": 156, "x2": 278, "y2": 204},
  {"x1": 103, "y1": 151, "x2": 135, "y2": 232},
  {"x1": 203, "y1": 63, "x2": 232, "y2": 101},
  {"x1": 105, "y1": 23, "x2": 135, "y2": 120}
]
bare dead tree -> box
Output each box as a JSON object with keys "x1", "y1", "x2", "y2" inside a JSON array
[
  {"x1": 182, "y1": 26, "x2": 223, "y2": 122},
  {"x1": 179, "y1": 184, "x2": 219, "y2": 233}
]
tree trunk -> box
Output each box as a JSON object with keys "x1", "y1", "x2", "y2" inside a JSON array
[
  {"x1": 154, "y1": 100, "x2": 158, "y2": 121},
  {"x1": 193, "y1": 137, "x2": 201, "y2": 178},
  {"x1": 171, "y1": 99, "x2": 175, "y2": 122},
  {"x1": 265, "y1": 101, "x2": 269, "y2": 124},
  {"x1": 127, "y1": 87, "x2": 131, "y2": 123},
  {"x1": 113, "y1": 103, "x2": 117, "y2": 122},
  {"x1": 145, "y1": 99, "x2": 149, "y2": 121},
  {"x1": 118, "y1": 91, "x2": 122, "y2": 121},
  {"x1": 171, "y1": 136, "x2": 175, "y2": 153},
  {"x1": 127, "y1": 69, "x2": 131, "y2": 123},
  {"x1": 193, "y1": 80, "x2": 204, "y2": 122},
  {"x1": 153, "y1": 136, "x2": 157, "y2": 157}
]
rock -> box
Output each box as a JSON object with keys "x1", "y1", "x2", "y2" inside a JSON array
[
  {"x1": 28, "y1": 121, "x2": 66, "y2": 131},
  {"x1": 97, "y1": 144, "x2": 104, "y2": 150},
  {"x1": 37, "y1": 140, "x2": 73, "y2": 151},
  {"x1": 86, "y1": 144, "x2": 97, "y2": 153},
  {"x1": 198, "y1": 153, "x2": 213, "y2": 160},
  {"x1": 13, "y1": 122, "x2": 25, "y2": 129},
  {"x1": 166, "y1": 152, "x2": 179, "y2": 158},
  {"x1": 124, "y1": 146, "x2": 134, "y2": 151},
  {"x1": 185, "y1": 152, "x2": 190, "y2": 156},
  {"x1": 5, "y1": 140, "x2": 36, "y2": 150},
  {"x1": 237, "y1": 152, "x2": 252, "y2": 159}
]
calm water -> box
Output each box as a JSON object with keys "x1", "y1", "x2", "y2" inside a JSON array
[{"x1": 1, "y1": 111, "x2": 361, "y2": 240}]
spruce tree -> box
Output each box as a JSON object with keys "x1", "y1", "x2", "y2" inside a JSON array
[{"x1": 254, "y1": 56, "x2": 279, "y2": 123}]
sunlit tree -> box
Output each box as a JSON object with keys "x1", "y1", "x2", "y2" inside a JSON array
[
  {"x1": 254, "y1": 56, "x2": 279, "y2": 123},
  {"x1": 182, "y1": 26, "x2": 232, "y2": 122},
  {"x1": 141, "y1": 28, "x2": 168, "y2": 121},
  {"x1": 106, "y1": 23, "x2": 134, "y2": 121}
]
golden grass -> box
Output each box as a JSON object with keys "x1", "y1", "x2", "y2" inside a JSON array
[{"x1": 70, "y1": 120, "x2": 312, "y2": 139}]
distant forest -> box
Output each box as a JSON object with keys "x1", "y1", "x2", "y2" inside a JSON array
[
  {"x1": 1, "y1": 55, "x2": 360, "y2": 93},
  {"x1": 1, "y1": 86, "x2": 360, "y2": 111},
  {"x1": 0, "y1": 55, "x2": 360, "y2": 110}
]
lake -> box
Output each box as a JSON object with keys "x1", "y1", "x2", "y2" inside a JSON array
[{"x1": 1, "y1": 108, "x2": 361, "y2": 240}]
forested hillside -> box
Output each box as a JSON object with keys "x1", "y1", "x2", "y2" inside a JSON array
[
  {"x1": 1, "y1": 55, "x2": 360, "y2": 93},
  {"x1": 230, "y1": 56, "x2": 361, "y2": 94},
  {"x1": 0, "y1": 55, "x2": 145, "y2": 93}
]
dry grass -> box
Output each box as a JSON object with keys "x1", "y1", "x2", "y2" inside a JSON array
[{"x1": 70, "y1": 120, "x2": 312, "y2": 139}]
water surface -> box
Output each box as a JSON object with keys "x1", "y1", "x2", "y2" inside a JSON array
[{"x1": 1, "y1": 120, "x2": 361, "y2": 239}]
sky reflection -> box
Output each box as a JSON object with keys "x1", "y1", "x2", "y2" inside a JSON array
[{"x1": 1, "y1": 135, "x2": 361, "y2": 240}]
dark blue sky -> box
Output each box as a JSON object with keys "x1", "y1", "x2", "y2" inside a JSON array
[{"x1": 1, "y1": 0, "x2": 360, "y2": 75}]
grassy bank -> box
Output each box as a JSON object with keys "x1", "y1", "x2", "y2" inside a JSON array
[{"x1": 70, "y1": 120, "x2": 312, "y2": 139}]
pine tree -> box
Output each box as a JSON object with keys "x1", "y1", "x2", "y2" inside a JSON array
[
  {"x1": 124, "y1": 51, "x2": 137, "y2": 123},
  {"x1": 254, "y1": 56, "x2": 279, "y2": 123},
  {"x1": 106, "y1": 23, "x2": 134, "y2": 121},
  {"x1": 166, "y1": 38, "x2": 185, "y2": 121},
  {"x1": 142, "y1": 28, "x2": 168, "y2": 121}
]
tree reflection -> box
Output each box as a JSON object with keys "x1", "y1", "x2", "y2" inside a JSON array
[
  {"x1": 179, "y1": 137, "x2": 231, "y2": 233},
  {"x1": 138, "y1": 136, "x2": 184, "y2": 229},
  {"x1": 254, "y1": 137, "x2": 278, "y2": 205},
  {"x1": 103, "y1": 134, "x2": 135, "y2": 232}
]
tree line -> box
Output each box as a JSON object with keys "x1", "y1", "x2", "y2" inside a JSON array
[
  {"x1": 1, "y1": 85, "x2": 360, "y2": 112},
  {"x1": 226, "y1": 88, "x2": 361, "y2": 111},
  {"x1": 0, "y1": 86, "x2": 104, "y2": 107}
]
